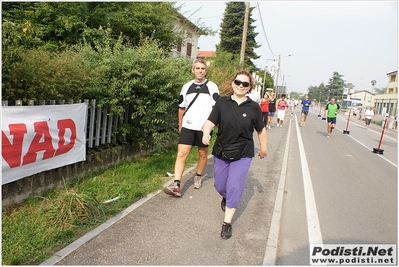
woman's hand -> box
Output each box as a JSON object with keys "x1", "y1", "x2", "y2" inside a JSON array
[
  {"x1": 202, "y1": 133, "x2": 211, "y2": 146},
  {"x1": 258, "y1": 150, "x2": 267, "y2": 159}
]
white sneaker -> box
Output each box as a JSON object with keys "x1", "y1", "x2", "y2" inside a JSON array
[
  {"x1": 280, "y1": 124, "x2": 283, "y2": 127},
  {"x1": 300, "y1": 123, "x2": 303, "y2": 127}
]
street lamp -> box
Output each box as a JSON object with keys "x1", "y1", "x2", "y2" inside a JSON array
[
  {"x1": 263, "y1": 59, "x2": 277, "y2": 96},
  {"x1": 281, "y1": 74, "x2": 290, "y2": 96},
  {"x1": 274, "y1": 53, "x2": 293, "y2": 94},
  {"x1": 371, "y1": 80, "x2": 377, "y2": 94}
]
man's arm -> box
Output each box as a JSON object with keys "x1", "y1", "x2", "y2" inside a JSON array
[{"x1": 178, "y1": 107, "x2": 185, "y2": 133}]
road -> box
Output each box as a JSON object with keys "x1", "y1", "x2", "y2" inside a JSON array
[
  {"x1": 42, "y1": 106, "x2": 397, "y2": 266},
  {"x1": 277, "y1": 106, "x2": 397, "y2": 265}
]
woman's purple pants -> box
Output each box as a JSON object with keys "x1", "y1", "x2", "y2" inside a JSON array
[{"x1": 213, "y1": 157, "x2": 252, "y2": 209}]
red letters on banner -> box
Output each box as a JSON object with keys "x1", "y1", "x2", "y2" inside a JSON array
[{"x1": 2, "y1": 119, "x2": 77, "y2": 168}]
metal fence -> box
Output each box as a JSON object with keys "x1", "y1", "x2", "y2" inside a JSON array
[{"x1": 2, "y1": 99, "x2": 133, "y2": 148}]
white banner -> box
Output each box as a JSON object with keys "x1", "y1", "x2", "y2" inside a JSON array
[{"x1": 2, "y1": 103, "x2": 87, "y2": 184}]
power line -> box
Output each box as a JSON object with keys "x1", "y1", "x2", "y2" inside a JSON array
[{"x1": 256, "y1": 2, "x2": 278, "y2": 57}]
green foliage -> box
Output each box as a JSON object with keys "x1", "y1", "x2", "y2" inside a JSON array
[
  {"x1": 207, "y1": 48, "x2": 240, "y2": 96},
  {"x1": 3, "y1": 46, "x2": 91, "y2": 103},
  {"x1": 326, "y1": 71, "x2": 346, "y2": 101},
  {"x1": 307, "y1": 82, "x2": 328, "y2": 104},
  {"x1": 2, "y1": 2, "x2": 181, "y2": 51},
  {"x1": 2, "y1": 22, "x2": 193, "y2": 147},
  {"x1": 219, "y1": 2, "x2": 260, "y2": 72},
  {"x1": 254, "y1": 69, "x2": 274, "y2": 97},
  {"x1": 373, "y1": 87, "x2": 387, "y2": 95},
  {"x1": 79, "y1": 35, "x2": 192, "y2": 146}
]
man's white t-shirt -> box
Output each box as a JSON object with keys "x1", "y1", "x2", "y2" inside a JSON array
[{"x1": 179, "y1": 79, "x2": 219, "y2": 131}]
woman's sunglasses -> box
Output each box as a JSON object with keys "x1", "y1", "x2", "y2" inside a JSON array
[{"x1": 233, "y1": 79, "x2": 250, "y2": 88}]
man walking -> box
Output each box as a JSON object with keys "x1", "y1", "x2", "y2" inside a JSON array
[
  {"x1": 164, "y1": 59, "x2": 220, "y2": 197},
  {"x1": 364, "y1": 107, "x2": 374, "y2": 130},
  {"x1": 300, "y1": 94, "x2": 312, "y2": 127},
  {"x1": 324, "y1": 97, "x2": 340, "y2": 138}
]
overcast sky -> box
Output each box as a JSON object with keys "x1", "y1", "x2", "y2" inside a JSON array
[{"x1": 178, "y1": 1, "x2": 398, "y2": 94}]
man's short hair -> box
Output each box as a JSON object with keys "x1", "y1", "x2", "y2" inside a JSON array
[{"x1": 192, "y1": 59, "x2": 208, "y2": 69}]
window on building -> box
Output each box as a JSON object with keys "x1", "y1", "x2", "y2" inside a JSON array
[
  {"x1": 177, "y1": 42, "x2": 182, "y2": 53},
  {"x1": 390, "y1": 74, "x2": 396, "y2": 82},
  {"x1": 186, "y1": 43, "x2": 192, "y2": 57}
]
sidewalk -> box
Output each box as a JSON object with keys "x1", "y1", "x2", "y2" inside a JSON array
[{"x1": 41, "y1": 123, "x2": 290, "y2": 265}]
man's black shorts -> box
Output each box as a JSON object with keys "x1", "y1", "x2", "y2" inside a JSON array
[
  {"x1": 327, "y1": 117, "x2": 337, "y2": 124},
  {"x1": 178, "y1": 127, "x2": 209, "y2": 147},
  {"x1": 301, "y1": 110, "x2": 309, "y2": 116}
]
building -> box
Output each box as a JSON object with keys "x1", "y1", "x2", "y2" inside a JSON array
[
  {"x1": 373, "y1": 70, "x2": 397, "y2": 117},
  {"x1": 171, "y1": 13, "x2": 204, "y2": 60},
  {"x1": 197, "y1": 50, "x2": 216, "y2": 66},
  {"x1": 346, "y1": 90, "x2": 375, "y2": 108}
]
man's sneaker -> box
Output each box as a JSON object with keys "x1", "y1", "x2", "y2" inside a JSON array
[
  {"x1": 164, "y1": 182, "x2": 181, "y2": 197},
  {"x1": 300, "y1": 122, "x2": 303, "y2": 127},
  {"x1": 221, "y1": 223, "x2": 232, "y2": 239},
  {"x1": 327, "y1": 134, "x2": 330, "y2": 138},
  {"x1": 221, "y1": 197, "x2": 226, "y2": 212},
  {"x1": 194, "y1": 175, "x2": 202, "y2": 189}
]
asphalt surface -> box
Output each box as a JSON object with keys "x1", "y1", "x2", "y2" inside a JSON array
[
  {"x1": 277, "y1": 107, "x2": 397, "y2": 265},
  {"x1": 40, "y1": 107, "x2": 397, "y2": 266},
  {"x1": 41, "y1": 115, "x2": 291, "y2": 265}
]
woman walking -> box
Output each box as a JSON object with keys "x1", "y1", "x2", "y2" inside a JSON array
[
  {"x1": 267, "y1": 92, "x2": 276, "y2": 129},
  {"x1": 202, "y1": 70, "x2": 267, "y2": 239},
  {"x1": 260, "y1": 93, "x2": 270, "y2": 127}
]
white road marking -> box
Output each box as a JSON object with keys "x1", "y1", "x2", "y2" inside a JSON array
[
  {"x1": 263, "y1": 115, "x2": 292, "y2": 265},
  {"x1": 294, "y1": 115, "x2": 325, "y2": 250},
  {"x1": 335, "y1": 126, "x2": 398, "y2": 168}
]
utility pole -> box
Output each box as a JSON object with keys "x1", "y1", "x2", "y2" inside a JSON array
[
  {"x1": 239, "y1": 2, "x2": 250, "y2": 70},
  {"x1": 274, "y1": 54, "x2": 281, "y2": 94}
]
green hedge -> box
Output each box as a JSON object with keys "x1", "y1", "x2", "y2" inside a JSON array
[{"x1": 2, "y1": 33, "x2": 193, "y2": 147}]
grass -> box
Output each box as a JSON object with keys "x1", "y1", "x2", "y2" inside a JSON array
[{"x1": 2, "y1": 137, "x2": 216, "y2": 265}]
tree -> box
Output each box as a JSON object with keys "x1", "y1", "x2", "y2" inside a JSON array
[
  {"x1": 219, "y1": 2, "x2": 260, "y2": 72},
  {"x1": 373, "y1": 87, "x2": 386, "y2": 95},
  {"x1": 1, "y1": 2, "x2": 189, "y2": 52},
  {"x1": 307, "y1": 82, "x2": 327, "y2": 104},
  {"x1": 326, "y1": 71, "x2": 345, "y2": 102}
]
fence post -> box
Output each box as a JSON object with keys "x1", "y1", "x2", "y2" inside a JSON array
[
  {"x1": 2, "y1": 100, "x2": 8, "y2": 106},
  {"x1": 39, "y1": 100, "x2": 46, "y2": 105},
  {"x1": 28, "y1": 100, "x2": 34, "y2": 106},
  {"x1": 88, "y1": 99, "x2": 96, "y2": 148},
  {"x1": 50, "y1": 100, "x2": 56, "y2": 105},
  {"x1": 95, "y1": 105, "x2": 102, "y2": 147},
  {"x1": 15, "y1": 100, "x2": 22, "y2": 106},
  {"x1": 101, "y1": 105, "x2": 108, "y2": 145}
]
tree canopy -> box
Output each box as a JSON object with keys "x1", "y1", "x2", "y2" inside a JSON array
[
  {"x1": 2, "y1": 2, "x2": 193, "y2": 52},
  {"x1": 218, "y1": 2, "x2": 260, "y2": 72}
]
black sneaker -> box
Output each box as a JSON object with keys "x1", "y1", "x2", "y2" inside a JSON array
[
  {"x1": 221, "y1": 223, "x2": 232, "y2": 239},
  {"x1": 221, "y1": 197, "x2": 226, "y2": 212}
]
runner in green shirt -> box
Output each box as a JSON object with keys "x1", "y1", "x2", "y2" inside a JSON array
[{"x1": 324, "y1": 97, "x2": 340, "y2": 138}]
